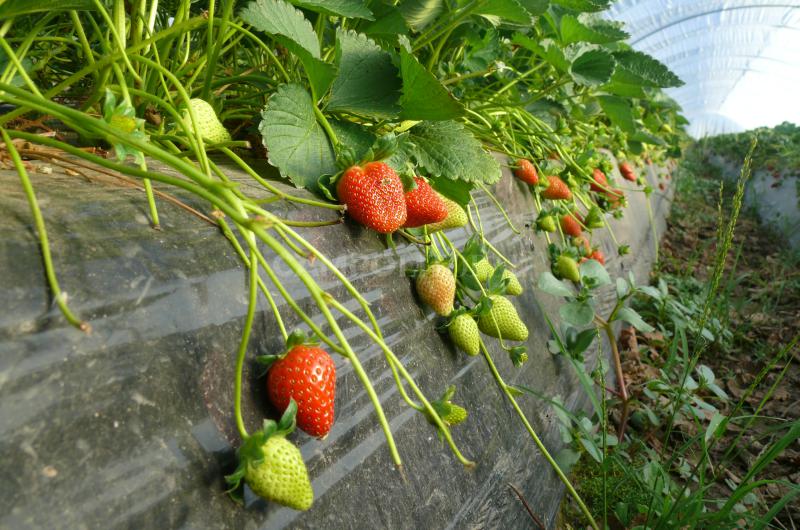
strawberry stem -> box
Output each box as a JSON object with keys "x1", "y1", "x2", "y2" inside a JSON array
[
  {"x1": 1, "y1": 128, "x2": 90, "y2": 333},
  {"x1": 233, "y1": 244, "x2": 260, "y2": 440},
  {"x1": 478, "y1": 339, "x2": 600, "y2": 530}
]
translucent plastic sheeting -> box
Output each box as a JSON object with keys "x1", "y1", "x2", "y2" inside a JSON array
[{"x1": 607, "y1": 1, "x2": 800, "y2": 137}]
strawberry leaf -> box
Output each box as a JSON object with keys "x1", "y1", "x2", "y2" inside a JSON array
[
  {"x1": 568, "y1": 45, "x2": 616, "y2": 86},
  {"x1": 259, "y1": 83, "x2": 336, "y2": 191},
  {"x1": 476, "y1": 0, "x2": 531, "y2": 24},
  {"x1": 327, "y1": 30, "x2": 402, "y2": 119},
  {"x1": 613, "y1": 50, "x2": 684, "y2": 88},
  {"x1": 518, "y1": 0, "x2": 549, "y2": 15},
  {"x1": 240, "y1": 0, "x2": 320, "y2": 59},
  {"x1": 399, "y1": 49, "x2": 464, "y2": 120},
  {"x1": 597, "y1": 95, "x2": 636, "y2": 134},
  {"x1": 428, "y1": 174, "x2": 474, "y2": 206},
  {"x1": 400, "y1": 0, "x2": 444, "y2": 31},
  {"x1": 560, "y1": 14, "x2": 628, "y2": 44},
  {"x1": 550, "y1": 0, "x2": 610, "y2": 12},
  {"x1": 407, "y1": 121, "x2": 502, "y2": 184},
  {"x1": 289, "y1": 0, "x2": 374, "y2": 20}
]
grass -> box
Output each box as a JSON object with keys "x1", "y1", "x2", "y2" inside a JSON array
[{"x1": 558, "y1": 140, "x2": 800, "y2": 529}]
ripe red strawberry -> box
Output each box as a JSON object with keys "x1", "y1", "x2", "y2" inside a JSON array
[
  {"x1": 606, "y1": 188, "x2": 625, "y2": 209},
  {"x1": 542, "y1": 175, "x2": 572, "y2": 200},
  {"x1": 582, "y1": 249, "x2": 605, "y2": 265},
  {"x1": 267, "y1": 345, "x2": 336, "y2": 438},
  {"x1": 403, "y1": 177, "x2": 448, "y2": 228},
  {"x1": 561, "y1": 212, "x2": 583, "y2": 237},
  {"x1": 619, "y1": 162, "x2": 636, "y2": 182},
  {"x1": 590, "y1": 168, "x2": 608, "y2": 193},
  {"x1": 514, "y1": 159, "x2": 539, "y2": 185},
  {"x1": 337, "y1": 162, "x2": 407, "y2": 233}
]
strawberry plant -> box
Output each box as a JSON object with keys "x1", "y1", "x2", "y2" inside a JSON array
[{"x1": 0, "y1": 0, "x2": 699, "y2": 525}]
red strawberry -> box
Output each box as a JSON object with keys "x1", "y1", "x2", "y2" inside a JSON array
[
  {"x1": 514, "y1": 159, "x2": 539, "y2": 185},
  {"x1": 658, "y1": 182, "x2": 666, "y2": 191},
  {"x1": 561, "y1": 212, "x2": 583, "y2": 237},
  {"x1": 267, "y1": 345, "x2": 336, "y2": 438},
  {"x1": 606, "y1": 188, "x2": 625, "y2": 209},
  {"x1": 572, "y1": 235, "x2": 591, "y2": 255},
  {"x1": 619, "y1": 162, "x2": 636, "y2": 182},
  {"x1": 586, "y1": 249, "x2": 605, "y2": 265},
  {"x1": 337, "y1": 162, "x2": 407, "y2": 233},
  {"x1": 403, "y1": 177, "x2": 448, "y2": 228},
  {"x1": 590, "y1": 168, "x2": 608, "y2": 193},
  {"x1": 542, "y1": 175, "x2": 572, "y2": 200}
]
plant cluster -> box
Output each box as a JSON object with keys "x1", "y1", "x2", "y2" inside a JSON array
[
  {"x1": 0, "y1": 0, "x2": 691, "y2": 525},
  {"x1": 553, "y1": 142, "x2": 800, "y2": 529}
]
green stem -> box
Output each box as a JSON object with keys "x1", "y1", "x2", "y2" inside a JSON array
[
  {"x1": 479, "y1": 340, "x2": 599, "y2": 530},
  {"x1": 233, "y1": 245, "x2": 260, "y2": 440},
  {"x1": 327, "y1": 297, "x2": 475, "y2": 468},
  {"x1": 1, "y1": 128, "x2": 89, "y2": 333}
]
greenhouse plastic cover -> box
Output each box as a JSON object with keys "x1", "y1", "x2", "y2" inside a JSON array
[{"x1": 607, "y1": 1, "x2": 800, "y2": 137}]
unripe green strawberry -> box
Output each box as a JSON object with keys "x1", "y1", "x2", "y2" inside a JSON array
[
  {"x1": 182, "y1": 98, "x2": 232, "y2": 144},
  {"x1": 537, "y1": 215, "x2": 557, "y2": 232},
  {"x1": 556, "y1": 255, "x2": 580, "y2": 283},
  {"x1": 416, "y1": 264, "x2": 455, "y2": 316},
  {"x1": 449, "y1": 314, "x2": 480, "y2": 356},
  {"x1": 426, "y1": 196, "x2": 468, "y2": 232},
  {"x1": 503, "y1": 269, "x2": 523, "y2": 296},
  {"x1": 439, "y1": 402, "x2": 467, "y2": 425},
  {"x1": 244, "y1": 435, "x2": 313, "y2": 511},
  {"x1": 428, "y1": 385, "x2": 468, "y2": 427},
  {"x1": 478, "y1": 295, "x2": 528, "y2": 341},
  {"x1": 474, "y1": 258, "x2": 494, "y2": 283}
]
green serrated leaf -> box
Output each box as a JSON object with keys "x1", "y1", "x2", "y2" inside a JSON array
[
  {"x1": 579, "y1": 259, "x2": 611, "y2": 286},
  {"x1": 240, "y1": 0, "x2": 320, "y2": 58},
  {"x1": 550, "y1": 0, "x2": 610, "y2": 12},
  {"x1": 274, "y1": 36, "x2": 336, "y2": 99},
  {"x1": 289, "y1": 0, "x2": 373, "y2": 19},
  {"x1": 538, "y1": 271, "x2": 574, "y2": 298},
  {"x1": 598, "y1": 95, "x2": 635, "y2": 134},
  {"x1": 600, "y1": 78, "x2": 647, "y2": 98},
  {"x1": 408, "y1": 121, "x2": 502, "y2": 184},
  {"x1": 560, "y1": 300, "x2": 595, "y2": 327},
  {"x1": 260, "y1": 83, "x2": 336, "y2": 190},
  {"x1": 615, "y1": 306, "x2": 655, "y2": 332},
  {"x1": 476, "y1": 0, "x2": 531, "y2": 24},
  {"x1": 630, "y1": 129, "x2": 666, "y2": 146},
  {"x1": 399, "y1": 49, "x2": 464, "y2": 120},
  {"x1": 330, "y1": 119, "x2": 375, "y2": 162},
  {"x1": 513, "y1": 35, "x2": 569, "y2": 72},
  {"x1": 518, "y1": 0, "x2": 549, "y2": 15},
  {"x1": 364, "y1": 5, "x2": 409, "y2": 36},
  {"x1": 560, "y1": 14, "x2": 628, "y2": 44},
  {"x1": 327, "y1": 30, "x2": 401, "y2": 118},
  {"x1": 568, "y1": 45, "x2": 615, "y2": 86},
  {"x1": 400, "y1": 0, "x2": 444, "y2": 31},
  {"x1": 613, "y1": 50, "x2": 684, "y2": 88},
  {"x1": 428, "y1": 175, "x2": 474, "y2": 206}
]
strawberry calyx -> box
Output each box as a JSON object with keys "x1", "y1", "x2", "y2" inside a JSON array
[
  {"x1": 425, "y1": 385, "x2": 468, "y2": 429},
  {"x1": 256, "y1": 329, "x2": 319, "y2": 370},
  {"x1": 225, "y1": 399, "x2": 299, "y2": 501}
]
